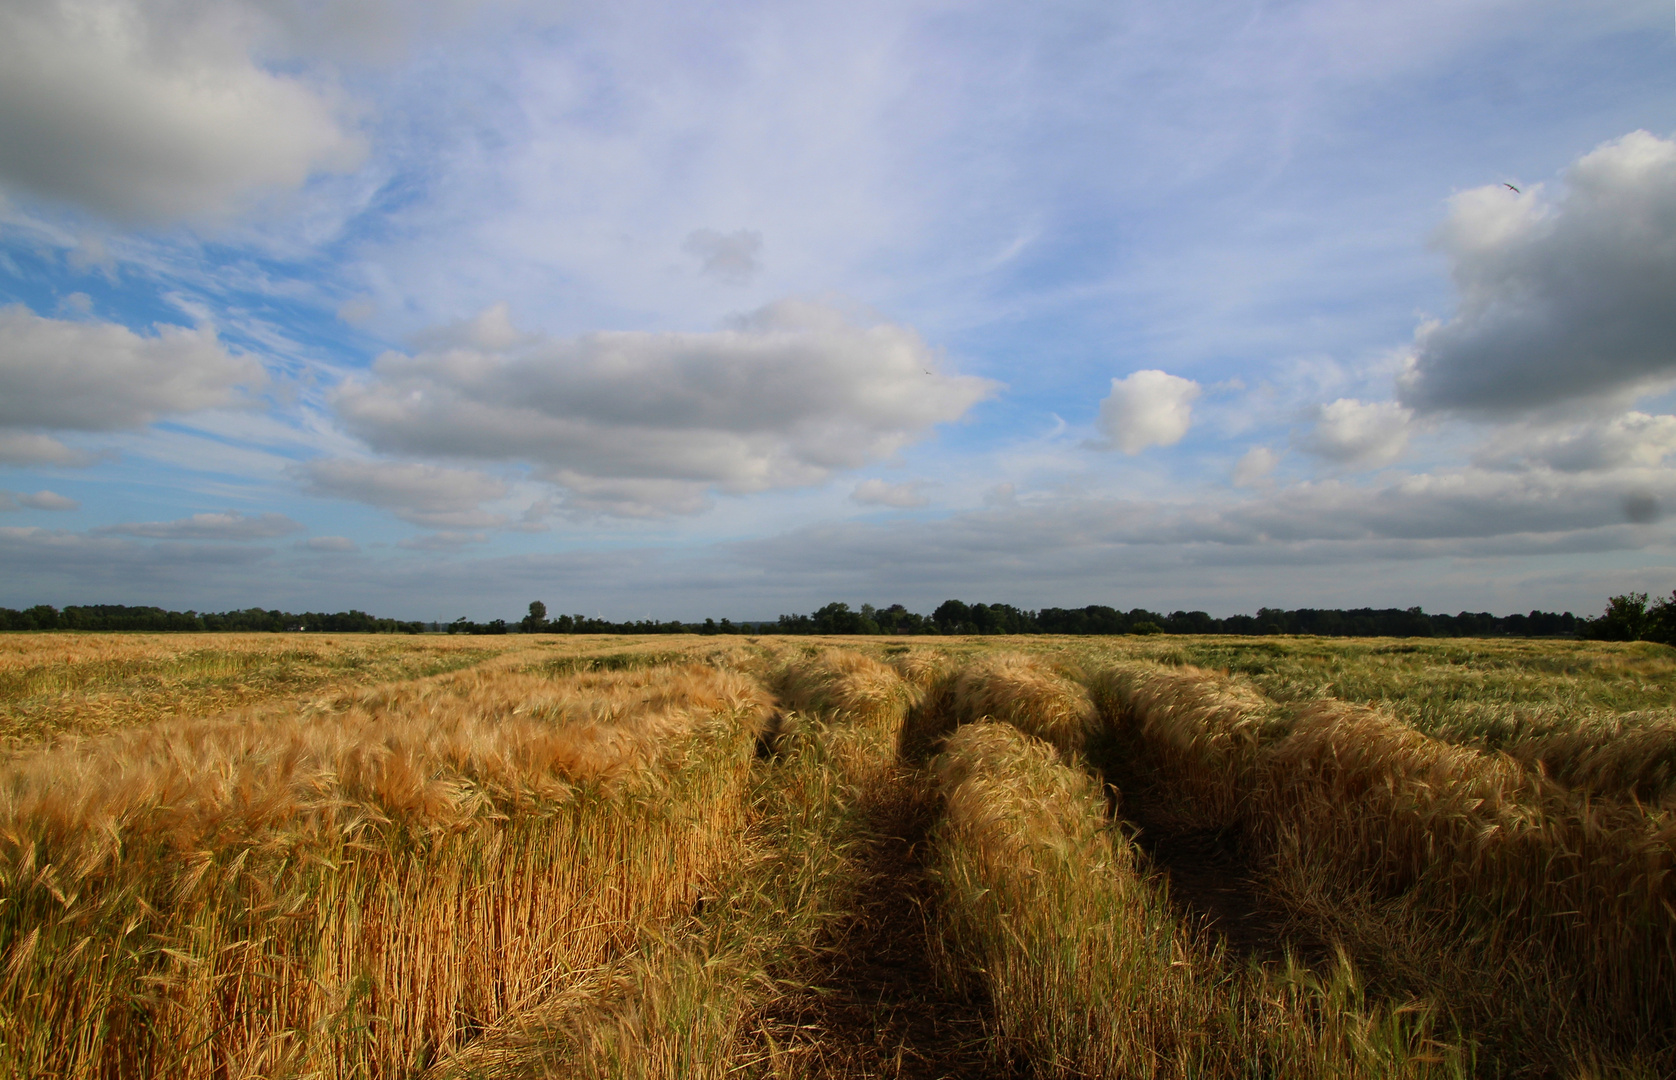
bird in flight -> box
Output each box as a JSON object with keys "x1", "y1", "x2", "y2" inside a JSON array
[{"x1": 1503, "y1": 182, "x2": 1521, "y2": 194}]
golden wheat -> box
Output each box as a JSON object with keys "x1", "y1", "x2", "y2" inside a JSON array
[
  {"x1": 1094, "y1": 660, "x2": 1676, "y2": 1074},
  {"x1": 0, "y1": 661, "x2": 770, "y2": 1078},
  {"x1": 931, "y1": 720, "x2": 1455, "y2": 1079}
]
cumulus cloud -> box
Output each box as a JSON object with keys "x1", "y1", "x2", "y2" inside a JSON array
[
  {"x1": 1401, "y1": 130, "x2": 1676, "y2": 414},
  {"x1": 0, "y1": 306, "x2": 262, "y2": 438},
  {"x1": 297, "y1": 458, "x2": 509, "y2": 527},
  {"x1": 851, "y1": 478, "x2": 931, "y2": 508},
  {"x1": 332, "y1": 299, "x2": 997, "y2": 516},
  {"x1": 0, "y1": 490, "x2": 80, "y2": 511},
  {"x1": 1478, "y1": 411, "x2": 1676, "y2": 473},
  {"x1": 96, "y1": 510, "x2": 303, "y2": 540},
  {"x1": 1300, "y1": 398, "x2": 1413, "y2": 467},
  {"x1": 683, "y1": 228, "x2": 764, "y2": 284},
  {"x1": 1095, "y1": 370, "x2": 1200, "y2": 454},
  {"x1": 0, "y1": 0, "x2": 363, "y2": 223},
  {"x1": 1232, "y1": 446, "x2": 1279, "y2": 487}
]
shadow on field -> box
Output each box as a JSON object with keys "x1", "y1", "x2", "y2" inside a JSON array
[
  {"x1": 1094, "y1": 740, "x2": 1334, "y2": 971},
  {"x1": 746, "y1": 766, "x2": 1017, "y2": 1080}
]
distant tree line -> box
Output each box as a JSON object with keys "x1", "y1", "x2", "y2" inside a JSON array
[
  {"x1": 761, "y1": 600, "x2": 1587, "y2": 638},
  {"x1": 8, "y1": 595, "x2": 1674, "y2": 642},
  {"x1": 501, "y1": 598, "x2": 1592, "y2": 639},
  {"x1": 0, "y1": 605, "x2": 425, "y2": 634}
]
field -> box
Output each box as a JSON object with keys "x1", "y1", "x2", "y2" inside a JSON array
[{"x1": 1, "y1": 632, "x2": 1673, "y2": 1078}]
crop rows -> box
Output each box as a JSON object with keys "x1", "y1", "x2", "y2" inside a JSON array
[{"x1": 0, "y1": 634, "x2": 1670, "y2": 1077}]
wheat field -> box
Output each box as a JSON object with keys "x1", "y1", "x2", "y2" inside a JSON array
[{"x1": 0, "y1": 631, "x2": 1670, "y2": 1078}]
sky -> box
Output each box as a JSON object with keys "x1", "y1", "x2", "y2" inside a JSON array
[{"x1": 1, "y1": 0, "x2": 1675, "y2": 622}]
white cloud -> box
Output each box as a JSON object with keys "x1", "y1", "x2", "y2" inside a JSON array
[
  {"x1": 2, "y1": 490, "x2": 80, "y2": 511},
  {"x1": 96, "y1": 510, "x2": 303, "y2": 540},
  {"x1": 0, "y1": 0, "x2": 363, "y2": 223},
  {"x1": 851, "y1": 478, "x2": 931, "y2": 508},
  {"x1": 332, "y1": 299, "x2": 997, "y2": 515},
  {"x1": 0, "y1": 306, "x2": 262, "y2": 434},
  {"x1": 1401, "y1": 130, "x2": 1676, "y2": 414},
  {"x1": 1232, "y1": 446, "x2": 1279, "y2": 487},
  {"x1": 1478, "y1": 411, "x2": 1676, "y2": 473},
  {"x1": 683, "y1": 228, "x2": 764, "y2": 284},
  {"x1": 1095, "y1": 370, "x2": 1200, "y2": 454},
  {"x1": 296, "y1": 458, "x2": 510, "y2": 527},
  {"x1": 1300, "y1": 398, "x2": 1413, "y2": 467}
]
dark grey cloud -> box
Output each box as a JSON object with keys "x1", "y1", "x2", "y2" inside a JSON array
[
  {"x1": 727, "y1": 466, "x2": 1676, "y2": 605},
  {"x1": 94, "y1": 510, "x2": 304, "y2": 541},
  {"x1": 1401, "y1": 130, "x2": 1676, "y2": 414},
  {"x1": 332, "y1": 299, "x2": 998, "y2": 516}
]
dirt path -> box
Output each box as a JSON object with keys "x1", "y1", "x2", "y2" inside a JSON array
[{"x1": 746, "y1": 769, "x2": 1013, "y2": 1079}]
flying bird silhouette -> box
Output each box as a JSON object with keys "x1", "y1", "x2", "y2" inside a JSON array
[{"x1": 1503, "y1": 182, "x2": 1521, "y2": 194}]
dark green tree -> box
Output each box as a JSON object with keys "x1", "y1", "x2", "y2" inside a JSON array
[{"x1": 1592, "y1": 592, "x2": 1649, "y2": 641}]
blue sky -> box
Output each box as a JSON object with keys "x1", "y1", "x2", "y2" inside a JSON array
[{"x1": 1, "y1": 0, "x2": 1674, "y2": 621}]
